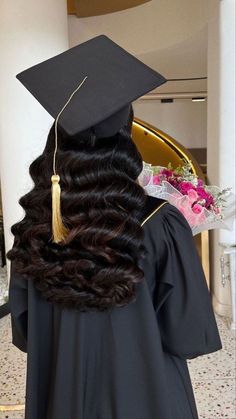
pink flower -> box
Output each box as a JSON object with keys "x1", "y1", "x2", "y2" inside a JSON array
[
  {"x1": 153, "y1": 175, "x2": 161, "y2": 185},
  {"x1": 195, "y1": 187, "x2": 214, "y2": 208},
  {"x1": 179, "y1": 181, "x2": 195, "y2": 194},
  {"x1": 197, "y1": 179, "x2": 204, "y2": 187},
  {"x1": 192, "y1": 203, "x2": 204, "y2": 214}
]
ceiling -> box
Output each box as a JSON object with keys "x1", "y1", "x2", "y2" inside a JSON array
[
  {"x1": 138, "y1": 26, "x2": 208, "y2": 94},
  {"x1": 67, "y1": 0, "x2": 151, "y2": 17},
  {"x1": 68, "y1": 0, "x2": 209, "y2": 95}
]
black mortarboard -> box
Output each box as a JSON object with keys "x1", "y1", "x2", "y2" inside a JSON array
[{"x1": 16, "y1": 35, "x2": 166, "y2": 138}]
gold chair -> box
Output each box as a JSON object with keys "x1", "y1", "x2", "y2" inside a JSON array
[{"x1": 132, "y1": 118, "x2": 210, "y2": 288}]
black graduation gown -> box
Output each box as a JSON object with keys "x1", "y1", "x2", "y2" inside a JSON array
[{"x1": 9, "y1": 197, "x2": 222, "y2": 419}]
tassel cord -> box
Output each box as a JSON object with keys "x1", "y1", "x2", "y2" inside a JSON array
[{"x1": 51, "y1": 76, "x2": 88, "y2": 243}]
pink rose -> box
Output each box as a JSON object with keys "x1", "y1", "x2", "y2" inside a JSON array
[
  {"x1": 196, "y1": 187, "x2": 214, "y2": 208},
  {"x1": 179, "y1": 181, "x2": 195, "y2": 194},
  {"x1": 153, "y1": 175, "x2": 161, "y2": 185},
  {"x1": 192, "y1": 203, "x2": 204, "y2": 214}
]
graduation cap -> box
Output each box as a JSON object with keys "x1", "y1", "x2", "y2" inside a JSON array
[{"x1": 16, "y1": 35, "x2": 167, "y2": 243}]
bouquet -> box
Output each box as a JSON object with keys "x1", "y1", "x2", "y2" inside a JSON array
[{"x1": 138, "y1": 160, "x2": 235, "y2": 235}]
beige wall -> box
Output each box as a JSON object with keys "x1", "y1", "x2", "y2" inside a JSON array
[{"x1": 133, "y1": 99, "x2": 207, "y2": 149}]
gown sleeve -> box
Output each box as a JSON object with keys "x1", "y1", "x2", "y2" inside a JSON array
[
  {"x1": 154, "y1": 203, "x2": 222, "y2": 360},
  {"x1": 8, "y1": 263, "x2": 28, "y2": 353}
]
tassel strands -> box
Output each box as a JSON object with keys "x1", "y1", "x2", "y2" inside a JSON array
[{"x1": 51, "y1": 174, "x2": 68, "y2": 243}]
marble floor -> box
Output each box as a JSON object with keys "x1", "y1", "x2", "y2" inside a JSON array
[
  {"x1": 0, "y1": 313, "x2": 235, "y2": 419},
  {"x1": 0, "y1": 267, "x2": 8, "y2": 307}
]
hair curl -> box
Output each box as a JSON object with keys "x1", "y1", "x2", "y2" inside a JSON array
[{"x1": 7, "y1": 109, "x2": 148, "y2": 311}]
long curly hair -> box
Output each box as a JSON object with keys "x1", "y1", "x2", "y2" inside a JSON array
[{"x1": 7, "y1": 108, "x2": 148, "y2": 311}]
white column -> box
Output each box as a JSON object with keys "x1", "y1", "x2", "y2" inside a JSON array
[
  {"x1": 0, "y1": 0, "x2": 69, "y2": 262},
  {"x1": 207, "y1": 0, "x2": 236, "y2": 316}
]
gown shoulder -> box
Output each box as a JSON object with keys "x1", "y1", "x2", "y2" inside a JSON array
[{"x1": 142, "y1": 200, "x2": 223, "y2": 359}]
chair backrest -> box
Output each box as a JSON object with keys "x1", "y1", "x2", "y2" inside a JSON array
[{"x1": 132, "y1": 117, "x2": 204, "y2": 179}]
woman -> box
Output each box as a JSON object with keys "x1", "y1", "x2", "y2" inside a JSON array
[{"x1": 8, "y1": 36, "x2": 222, "y2": 419}]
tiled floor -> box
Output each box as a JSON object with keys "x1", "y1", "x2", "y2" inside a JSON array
[
  {"x1": 0, "y1": 313, "x2": 235, "y2": 419},
  {"x1": 0, "y1": 267, "x2": 8, "y2": 306}
]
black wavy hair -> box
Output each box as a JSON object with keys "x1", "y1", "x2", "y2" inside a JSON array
[{"x1": 7, "y1": 107, "x2": 148, "y2": 311}]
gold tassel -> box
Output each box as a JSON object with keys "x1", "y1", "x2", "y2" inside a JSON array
[{"x1": 51, "y1": 174, "x2": 68, "y2": 243}]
